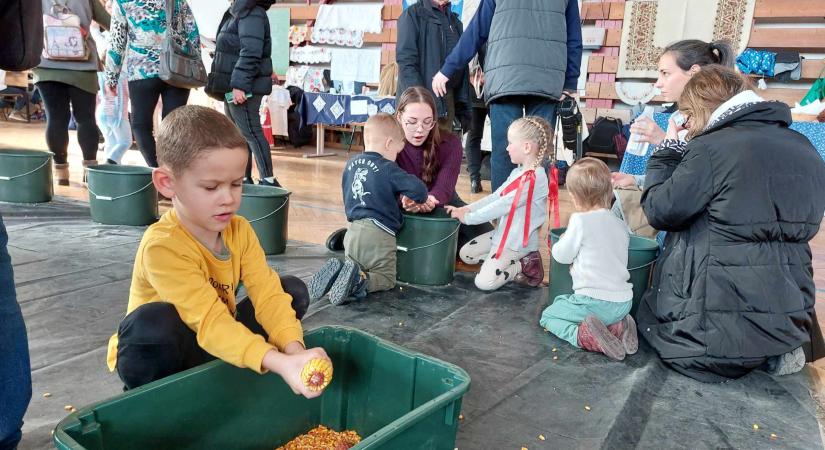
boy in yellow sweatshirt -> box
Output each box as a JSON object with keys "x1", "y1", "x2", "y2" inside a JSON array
[{"x1": 107, "y1": 105, "x2": 330, "y2": 397}]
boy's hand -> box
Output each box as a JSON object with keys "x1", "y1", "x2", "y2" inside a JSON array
[{"x1": 263, "y1": 347, "x2": 331, "y2": 398}]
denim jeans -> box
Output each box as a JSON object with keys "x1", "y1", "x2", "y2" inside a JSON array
[
  {"x1": 489, "y1": 96, "x2": 558, "y2": 190},
  {"x1": 0, "y1": 214, "x2": 31, "y2": 450},
  {"x1": 225, "y1": 95, "x2": 274, "y2": 180}
]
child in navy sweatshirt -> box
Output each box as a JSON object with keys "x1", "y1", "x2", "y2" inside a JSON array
[{"x1": 308, "y1": 113, "x2": 433, "y2": 305}]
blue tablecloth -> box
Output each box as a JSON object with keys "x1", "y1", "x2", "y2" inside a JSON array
[{"x1": 298, "y1": 92, "x2": 396, "y2": 127}]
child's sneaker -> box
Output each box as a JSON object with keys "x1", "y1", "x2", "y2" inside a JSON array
[
  {"x1": 514, "y1": 251, "x2": 544, "y2": 287},
  {"x1": 607, "y1": 315, "x2": 638, "y2": 355},
  {"x1": 328, "y1": 259, "x2": 367, "y2": 305},
  {"x1": 308, "y1": 258, "x2": 344, "y2": 301},
  {"x1": 578, "y1": 315, "x2": 626, "y2": 361}
]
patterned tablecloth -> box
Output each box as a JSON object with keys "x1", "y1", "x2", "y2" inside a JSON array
[{"x1": 298, "y1": 92, "x2": 396, "y2": 127}]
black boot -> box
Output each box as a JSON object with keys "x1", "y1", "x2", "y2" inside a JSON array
[{"x1": 470, "y1": 174, "x2": 482, "y2": 193}]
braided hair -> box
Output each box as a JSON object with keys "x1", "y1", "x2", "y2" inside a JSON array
[{"x1": 510, "y1": 116, "x2": 554, "y2": 169}]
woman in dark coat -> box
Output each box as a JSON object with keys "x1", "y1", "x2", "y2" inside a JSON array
[
  {"x1": 638, "y1": 65, "x2": 825, "y2": 383},
  {"x1": 207, "y1": 0, "x2": 279, "y2": 186}
]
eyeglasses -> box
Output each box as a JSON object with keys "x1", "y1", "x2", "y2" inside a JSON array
[{"x1": 402, "y1": 119, "x2": 435, "y2": 131}]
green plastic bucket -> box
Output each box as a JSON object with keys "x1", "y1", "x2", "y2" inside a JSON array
[
  {"x1": 0, "y1": 149, "x2": 53, "y2": 203},
  {"x1": 87, "y1": 165, "x2": 158, "y2": 226},
  {"x1": 236, "y1": 184, "x2": 290, "y2": 255},
  {"x1": 53, "y1": 326, "x2": 471, "y2": 450},
  {"x1": 548, "y1": 228, "x2": 659, "y2": 315},
  {"x1": 396, "y1": 209, "x2": 460, "y2": 286}
]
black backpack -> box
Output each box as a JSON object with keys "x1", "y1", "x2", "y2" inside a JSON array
[
  {"x1": 286, "y1": 86, "x2": 313, "y2": 147},
  {"x1": 0, "y1": 0, "x2": 43, "y2": 70},
  {"x1": 583, "y1": 116, "x2": 623, "y2": 156}
]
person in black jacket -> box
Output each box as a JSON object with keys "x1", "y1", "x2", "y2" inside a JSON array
[
  {"x1": 396, "y1": 0, "x2": 470, "y2": 133},
  {"x1": 638, "y1": 65, "x2": 825, "y2": 383},
  {"x1": 207, "y1": 0, "x2": 279, "y2": 186}
]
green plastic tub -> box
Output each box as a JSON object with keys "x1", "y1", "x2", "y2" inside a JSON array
[
  {"x1": 548, "y1": 228, "x2": 659, "y2": 315},
  {"x1": 396, "y1": 209, "x2": 460, "y2": 286},
  {"x1": 87, "y1": 165, "x2": 158, "y2": 226},
  {"x1": 0, "y1": 149, "x2": 53, "y2": 203},
  {"x1": 53, "y1": 326, "x2": 470, "y2": 450},
  {"x1": 236, "y1": 184, "x2": 290, "y2": 255}
]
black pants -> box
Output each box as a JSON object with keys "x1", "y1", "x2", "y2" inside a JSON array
[
  {"x1": 449, "y1": 192, "x2": 494, "y2": 255},
  {"x1": 115, "y1": 275, "x2": 309, "y2": 390},
  {"x1": 36, "y1": 81, "x2": 98, "y2": 163},
  {"x1": 128, "y1": 78, "x2": 190, "y2": 167},
  {"x1": 225, "y1": 95, "x2": 274, "y2": 179},
  {"x1": 465, "y1": 106, "x2": 488, "y2": 179}
]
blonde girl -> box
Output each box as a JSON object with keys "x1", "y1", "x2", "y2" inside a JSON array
[{"x1": 446, "y1": 116, "x2": 551, "y2": 291}]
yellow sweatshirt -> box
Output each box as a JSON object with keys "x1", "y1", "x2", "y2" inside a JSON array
[{"x1": 106, "y1": 210, "x2": 304, "y2": 373}]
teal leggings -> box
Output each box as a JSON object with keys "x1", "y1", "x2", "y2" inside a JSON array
[{"x1": 540, "y1": 294, "x2": 632, "y2": 347}]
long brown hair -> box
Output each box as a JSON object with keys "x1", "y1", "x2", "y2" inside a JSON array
[
  {"x1": 396, "y1": 87, "x2": 442, "y2": 185},
  {"x1": 678, "y1": 65, "x2": 752, "y2": 139},
  {"x1": 662, "y1": 39, "x2": 735, "y2": 70}
]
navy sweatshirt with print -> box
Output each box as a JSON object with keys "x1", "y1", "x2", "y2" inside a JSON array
[{"x1": 342, "y1": 152, "x2": 429, "y2": 235}]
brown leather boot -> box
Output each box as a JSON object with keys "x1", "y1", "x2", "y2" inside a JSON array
[
  {"x1": 514, "y1": 251, "x2": 544, "y2": 287},
  {"x1": 54, "y1": 163, "x2": 69, "y2": 186}
]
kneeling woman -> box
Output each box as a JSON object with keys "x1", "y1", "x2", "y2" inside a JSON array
[{"x1": 638, "y1": 65, "x2": 825, "y2": 382}]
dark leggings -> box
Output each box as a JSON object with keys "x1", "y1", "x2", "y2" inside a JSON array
[
  {"x1": 115, "y1": 275, "x2": 309, "y2": 390},
  {"x1": 225, "y1": 95, "x2": 274, "y2": 179},
  {"x1": 36, "y1": 81, "x2": 98, "y2": 164},
  {"x1": 128, "y1": 78, "x2": 190, "y2": 167},
  {"x1": 465, "y1": 106, "x2": 488, "y2": 179}
]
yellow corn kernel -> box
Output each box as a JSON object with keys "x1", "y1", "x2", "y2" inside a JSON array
[{"x1": 539, "y1": 434, "x2": 546, "y2": 441}]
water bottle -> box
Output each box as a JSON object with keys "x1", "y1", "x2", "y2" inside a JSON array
[{"x1": 626, "y1": 106, "x2": 655, "y2": 156}]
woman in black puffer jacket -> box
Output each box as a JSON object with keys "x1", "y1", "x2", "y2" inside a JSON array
[
  {"x1": 207, "y1": 0, "x2": 279, "y2": 186},
  {"x1": 638, "y1": 65, "x2": 825, "y2": 383}
]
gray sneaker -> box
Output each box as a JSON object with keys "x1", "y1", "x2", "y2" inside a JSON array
[
  {"x1": 328, "y1": 259, "x2": 365, "y2": 306},
  {"x1": 766, "y1": 347, "x2": 805, "y2": 376},
  {"x1": 308, "y1": 258, "x2": 343, "y2": 301}
]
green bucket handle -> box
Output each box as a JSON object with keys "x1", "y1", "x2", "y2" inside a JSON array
[
  {"x1": 0, "y1": 158, "x2": 50, "y2": 181},
  {"x1": 246, "y1": 199, "x2": 288, "y2": 223},
  {"x1": 397, "y1": 222, "x2": 461, "y2": 252},
  {"x1": 88, "y1": 181, "x2": 154, "y2": 202},
  {"x1": 628, "y1": 259, "x2": 656, "y2": 272}
]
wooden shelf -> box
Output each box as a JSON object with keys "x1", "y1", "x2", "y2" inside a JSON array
[
  {"x1": 748, "y1": 28, "x2": 825, "y2": 51},
  {"x1": 754, "y1": 0, "x2": 825, "y2": 21}
]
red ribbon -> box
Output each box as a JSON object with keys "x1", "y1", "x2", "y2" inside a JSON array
[
  {"x1": 547, "y1": 165, "x2": 560, "y2": 251},
  {"x1": 494, "y1": 169, "x2": 537, "y2": 259}
]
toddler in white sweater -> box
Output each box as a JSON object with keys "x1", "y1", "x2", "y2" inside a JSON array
[{"x1": 540, "y1": 157, "x2": 637, "y2": 361}]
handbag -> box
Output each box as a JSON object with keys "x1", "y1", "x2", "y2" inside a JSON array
[
  {"x1": 42, "y1": 0, "x2": 90, "y2": 61},
  {"x1": 158, "y1": 0, "x2": 206, "y2": 89}
]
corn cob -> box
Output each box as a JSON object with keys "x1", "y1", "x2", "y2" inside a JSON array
[{"x1": 301, "y1": 358, "x2": 333, "y2": 391}]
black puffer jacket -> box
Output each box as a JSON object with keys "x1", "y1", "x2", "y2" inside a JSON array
[
  {"x1": 638, "y1": 98, "x2": 825, "y2": 383},
  {"x1": 206, "y1": 0, "x2": 273, "y2": 100},
  {"x1": 396, "y1": 0, "x2": 470, "y2": 123}
]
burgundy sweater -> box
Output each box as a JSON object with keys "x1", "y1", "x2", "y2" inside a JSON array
[{"x1": 396, "y1": 133, "x2": 462, "y2": 205}]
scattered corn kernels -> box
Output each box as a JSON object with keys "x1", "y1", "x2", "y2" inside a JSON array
[
  {"x1": 521, "y1": 447, "x2": 528, "y2": 450},
  {"x1": 70, "y1": 407, "x2": 77, "y2": 413},
  {"x1": 752, "y1": 424, "x2": 759, "y2": 431},
  {"x1": 538, "y1": 434, "x2": 546, "y2": 441},
  {"x1": 458, "y1": 414, "x2": 464, "y2": 421},
  {"x1": 553, "y1": 356, "x2": 558, "y2": 360},
  {"x1": 43, "y1": 393, "x2": 51, "y2": 398},
  {"x1": 584, "y1": 405, "x2": 591, "y2": 411},
  {"x1": 551, "y1": 347, "x2": 557, "y2": 352},
  {"x1": 301, "y1": 358, "x2": 333, "y2": 392},
  {"x1": 770, "y1": 433, "x2": 778, "y2": 440},
  {"x1": 63, "y1": 405, "x2": 73, "y2": 411}
]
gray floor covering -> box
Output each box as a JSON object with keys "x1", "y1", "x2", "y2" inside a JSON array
[{"x1": 4, "y1": 197, "x2": 824, "y2": 449}]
